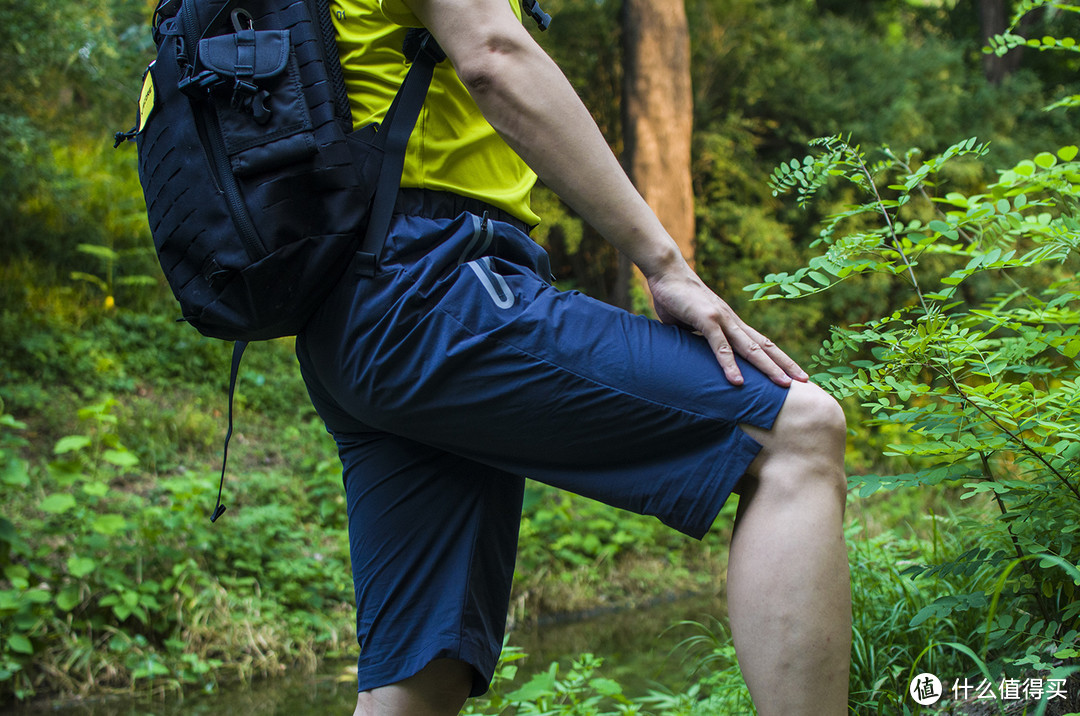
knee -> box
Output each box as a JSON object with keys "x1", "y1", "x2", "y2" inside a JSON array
[
  {"x1": 787, "y1": 381, "x2": 847, "y2": 454},
  {"x1": 743, "y1": 381, "x2": 848, "y2": 497}
]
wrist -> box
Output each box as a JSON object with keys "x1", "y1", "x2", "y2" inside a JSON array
[{"x1": 637, "y1": 238, "x2": 688, "y2": 282}]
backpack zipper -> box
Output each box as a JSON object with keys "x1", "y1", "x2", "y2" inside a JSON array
[{"x1": 180, "y1": 0, "x2": 267, "y2": 262}]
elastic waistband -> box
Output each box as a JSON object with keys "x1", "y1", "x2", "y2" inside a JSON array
[{"x1": 394, "y1": 189, "x2": 532, "y2": 234}]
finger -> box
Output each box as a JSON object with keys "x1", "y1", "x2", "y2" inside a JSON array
[
  {"x1": 727, "y1": 328, "x2": 791, "y2": 387},
  {"x1": 699, "y1": 323, "x2": 743, "y2": 386},
  {"x1": 742, "y1": 325, "x2": 809, "y2": 382},
  {"x1": 721, "y1": 321, "x2": 801, "y2": 388},
  {"x1": 700, "y1": 324, "x2": 745, "y2": 386}
]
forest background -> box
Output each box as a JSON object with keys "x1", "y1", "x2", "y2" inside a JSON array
[{"x1": 1, "y1": 0, "x2": 1079, "y2": 713}]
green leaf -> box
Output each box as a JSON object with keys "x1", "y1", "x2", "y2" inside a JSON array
[
  {"x1": 4, "y1": 565, "x2": 29, "y2": 584},
  {"x1": 24, "y1": 589, "x2": 51, "y2": 604},
  {"x1": 0, "y1": 414, "x2": 27, "y2": 430},
  {"x1": 56, "y1": 588, "x2": 81, "y2": 612},
  {"x1": 1, "y1": 458, "x2": 30, "y2": 487},
  {"x1": 1034, "y1": 152, "x2": 1057, "y2": 169},
  {"x1": 91, "y1": 514, "x2": 129, "y2": 535},
  {"x1": 0, "y1": 590, "x2": 21, "y2": 610},
  {"x1": 506, "y1": 669, "x2": 557, "y2": 701},
  {"x1": 589, "y1": 677, "x2": 624, "y2": 697},
  {"x1": 132, "y1": 659, "x2": 170, "y2": 678},
  {"x1": 39, "y1": 493, "x2": 77, "y2": 514},
  {"x1": 6, "y1": 634, "x2": 33, "y2": 655},
  {"x1": 76, "y1": 244, "x2": 119, "y2": 261},
  {"x1": 1058, "y1": 145, "x2": 1079, "y2": 162},
  {"x1": 1013, "y1": 161, "x2": 1035, "y2": 176},
  {"x1": 82, "y1": 482, "x2": 108, "y2": 497},
  {"x1": 102, "y1": 449, "x2": 138, "y2": 469},
  {"x1": 53, "y1": 435, "x2": 92, "y2": 455},
  {"x1": 116, "y1": 275, "x2": 158, "y2": 287},
  {"x1": 70, "y1": 272, "x2": 108, "y2": 292},
  {"x1": 67, "y1": 556, "x2": 96, "y2": 578}
]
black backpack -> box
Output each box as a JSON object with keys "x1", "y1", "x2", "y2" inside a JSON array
[
  {"x1": 117, "y1": 0, "x2": 449, "y2": 342},
  {"x1": 115, "y1": 0, "x2": 449, "y2": 521},
  {"x1": 117, "y1": 0, "x2": 549, "y2": 520}
]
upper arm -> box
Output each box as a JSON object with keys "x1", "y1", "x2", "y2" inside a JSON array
[{"x1": 398, "y1": 0, "x2": 536, "y2": 80}]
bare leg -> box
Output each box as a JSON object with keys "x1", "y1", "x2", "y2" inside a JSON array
[
  {"x1": 728, "y1": 380, "x2": 851, "y2": 715},
  {"x1": 351, "y1": 659, "x2": 473, "y2": 716}
]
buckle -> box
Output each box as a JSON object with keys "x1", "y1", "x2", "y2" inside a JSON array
[
  {"x1": 230, "y1": 78, "x2": 258, "y2": 110},
  {"x1": 178, "y1": 69, "x2": 222, "y2": 97}
]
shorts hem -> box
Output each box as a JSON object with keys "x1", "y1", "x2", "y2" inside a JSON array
[
  {"x1": 356, "y1": 638, "x2": 498, "y2": 698},
  {"x1": 682, "y1": 427, "x2": 766, "y2": 539}
]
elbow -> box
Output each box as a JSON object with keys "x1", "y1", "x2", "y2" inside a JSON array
[
  {"x1": 453, "y1": 32, "x2": 527, "y2": 98},
  {"x1": 457, "y1": 61, "x2": 497, "y2": 97}
]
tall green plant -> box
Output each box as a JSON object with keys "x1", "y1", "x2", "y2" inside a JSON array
[
  {"x1": 753, "y1": 129, "x2": 1079, "y2": 698},
  {"x1": 753, "y1": 18, "x2": 1080, "y2": 700}
]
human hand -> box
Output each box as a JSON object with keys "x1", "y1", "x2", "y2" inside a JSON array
[{"x1": 646, "y1": 264, "x2": 808, "y2": 388}]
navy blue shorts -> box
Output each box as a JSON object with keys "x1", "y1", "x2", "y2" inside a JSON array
[{"x1": 296, "y1": 190, "x2": 789, "y2": 696}]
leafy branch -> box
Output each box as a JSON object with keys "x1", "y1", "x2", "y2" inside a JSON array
[{"x1": 755, "y1": 124, "x2": 1080, "y2": 674}]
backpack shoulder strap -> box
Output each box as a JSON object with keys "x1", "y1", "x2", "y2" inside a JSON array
[
  {"x1": 354, "y1": 30, "x2": 446, "y2": 277},
  {"x1": 352, "y1": 0, "x2": 551, "y2": 276}
]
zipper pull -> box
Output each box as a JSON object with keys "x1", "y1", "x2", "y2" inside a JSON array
[{"x1": 113, "y1": 126, "x2": 138, "y2": 148}]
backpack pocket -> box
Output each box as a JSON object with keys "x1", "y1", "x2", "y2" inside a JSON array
[{"x1": 198, "y1": 28, "x2": 317, "y2": 177}]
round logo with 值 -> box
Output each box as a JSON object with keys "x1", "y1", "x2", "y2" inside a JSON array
[{"x1": 909, "y1": 672, "x2": 943, "y2": 706}]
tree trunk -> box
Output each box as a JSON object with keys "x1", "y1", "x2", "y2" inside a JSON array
[
  {"x1": 616, "y1": 0, "x2": 695, "y2": 311},
  {"x1": 979, "y1": 0, "x2": 1025, "y2": 85}
]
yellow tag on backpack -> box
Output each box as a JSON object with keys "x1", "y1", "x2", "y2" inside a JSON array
[{"x1": 138, "y1": 63, "x2": 156, "y2": 133}]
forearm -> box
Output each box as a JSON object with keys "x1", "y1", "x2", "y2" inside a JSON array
[{"x1": 463, "y1": 40, "x2": 681, "y2": 276}]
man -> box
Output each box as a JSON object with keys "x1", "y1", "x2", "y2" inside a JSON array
[{"x1": 296, "y1": 0, "x2": 852, "y2": 713}]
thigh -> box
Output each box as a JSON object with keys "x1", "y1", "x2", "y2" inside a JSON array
[
  {"x1": 337, "y1": 427, "x2": 524, "y2": 697},
  {"x1": 299, "y1": 206, "x2": 789, "y2": 539}
]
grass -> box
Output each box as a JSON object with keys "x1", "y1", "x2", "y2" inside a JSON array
[
  {"x1": 3, "y1": 281, "x2": 1076, "y2": 712},
  {"x1": 0, "y1": 293, "x2": 739, "y2": 705}
]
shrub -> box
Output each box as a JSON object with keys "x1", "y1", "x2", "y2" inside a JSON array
[
  {"x1": 754, "y1": 126, "x2": 1079, "y2": 707},
  {"x1": 0, "y1": 400, "x2": 352, "y2": 702}
]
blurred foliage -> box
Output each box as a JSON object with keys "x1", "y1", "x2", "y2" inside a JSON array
[
  {"x1": 3, "y1": 0, "x2": 1078, "y2": 342},
  {"x1": 686, "y1": 0, "x2": 1079, "y2": 360},
  {"x1": 0, "y1": 399, "x2": 351, "y2": 701},
  {"x1": 3, "y1": 0, "x2": 1080, "y2": 709},
  {"x1": 0, "y1": 0, "x2": 156, "y2": 279}
]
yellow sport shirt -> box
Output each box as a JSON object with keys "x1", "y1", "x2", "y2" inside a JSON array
[{"x1": 332, "y1": 0, "x2": 540, "y2": 226}]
